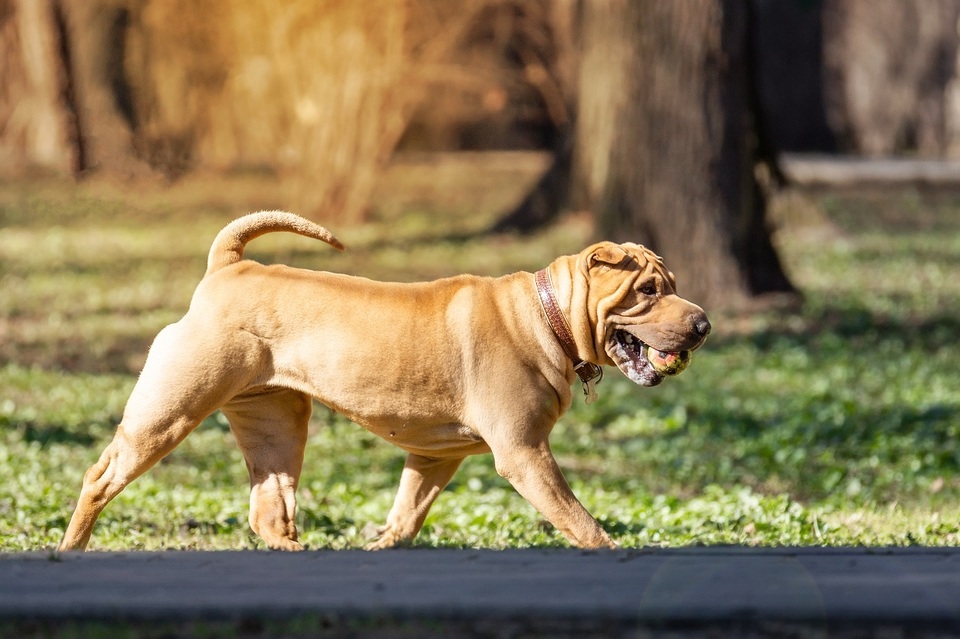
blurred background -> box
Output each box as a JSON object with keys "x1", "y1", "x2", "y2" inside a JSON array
[{"x1": 4, "y1": 0, "x2": 960, "y2": 308}]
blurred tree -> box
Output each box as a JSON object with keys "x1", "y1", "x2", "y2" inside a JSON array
[
  {"x1": 708, "y1": 0, "x2": 960, "y2": 159},
  {"x1": 398, "y1": 0, "x2": 570, "y2": 152},
  {"x1": 579, "y1": 0, "x2": 796, "y2": 309},
  {"x1": 751, "y1": 0, "x2": 836, "y2": 154},
  {"x1": 490, "y1": 0, "x2": 579, "y2": 233},
  {"x1": 0, "y1": 0, "x2": 518, "y2": 220},
  {"x1": 58, "y1": 0, "x2": 153, "y2": 177},
  {"x1": 822, "y1": 0, "x2": 960, "y2": 157},
  {"x1": 0, "y1": 0, "x2": 77, "y2": 175},
  {"x1": 498, "y1": 0, "x2": 795, "y2": 309}
]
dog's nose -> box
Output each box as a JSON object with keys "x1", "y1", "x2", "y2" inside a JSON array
[{"x1": 695, "y1": 317, "x2": 711, "y2": 337}]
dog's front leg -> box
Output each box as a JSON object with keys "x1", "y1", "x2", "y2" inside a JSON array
[
  {"x1": 493, "y1": 443, "x2": 616, "y2": 549},
  {"x1": 366, "y1": 454, "x2": 463, "y2": 550}
]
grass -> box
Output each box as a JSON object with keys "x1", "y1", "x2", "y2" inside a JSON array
[{"x1": 1, "y1": 163, "x2": 959, "y2": 551}]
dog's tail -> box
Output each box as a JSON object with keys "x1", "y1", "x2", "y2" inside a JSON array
[{"x1": 205, "y1": 210, "x2": 345, "y2": 276}]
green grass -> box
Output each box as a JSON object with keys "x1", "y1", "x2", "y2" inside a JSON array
[{"x1": 1, "y1": 169, "x2": 959, "y2": 551}]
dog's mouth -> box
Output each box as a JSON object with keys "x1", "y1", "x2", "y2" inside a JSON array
[{"x1": 607, "y1": 330, "x2": 691, "y2": 387}]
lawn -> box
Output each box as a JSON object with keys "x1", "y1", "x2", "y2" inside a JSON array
[{"x1": 1, "y1": 159, "x2": 959, "y2": 551}]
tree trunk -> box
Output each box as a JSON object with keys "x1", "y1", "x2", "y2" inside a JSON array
[
  {"x1": 823, "y1": 0, "x2": 960, "y2": 157},
  {"x1": 58, "y1": 0, "x2": 153, "y2": 177},
  {"x1": 575, "y1": 0, "x2": 794, "y2": 310},
  {"x1": 752, "y1": 0, "x2": 836, "y2": 154},
  {"x1": 0, "y1": 0, "x2": 78, "y2": 175}
]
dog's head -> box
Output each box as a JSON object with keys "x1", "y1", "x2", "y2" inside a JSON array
[{"x1": 574, "y1": 242, "x2": 710, "y2": 387}]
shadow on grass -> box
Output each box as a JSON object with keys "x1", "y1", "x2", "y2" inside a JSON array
[
  {"x1": 10, "y1": 421, "x2": 99, "y2": 447},
  {"x1": 722, "y1": 307, "x2": 960, "y2": 353},
  {"x1": 0, "y1": 332, "x2": 158, "y2": 375}
]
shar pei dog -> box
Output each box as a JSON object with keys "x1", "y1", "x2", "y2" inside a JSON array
[{"x1": 59, "y1": 211, "x2": 710, "y2": 551}]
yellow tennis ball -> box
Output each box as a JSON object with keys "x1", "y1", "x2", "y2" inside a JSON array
[{"x1": 647, "y1": 347, "x2": 691, "y2": 376}]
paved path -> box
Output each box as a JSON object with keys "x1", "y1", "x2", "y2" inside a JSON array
[
  {"x1": 781, "y1": 153, "x2": 960, "y2": 187},
  {"x1": 2, "y1": 547, "x2": 959, "y2": 637}
]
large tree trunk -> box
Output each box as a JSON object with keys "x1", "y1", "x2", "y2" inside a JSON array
[{"x1": 575, "y1": 0, "x2": 793, "y2": 310}]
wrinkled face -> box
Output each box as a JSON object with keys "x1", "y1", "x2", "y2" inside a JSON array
[{"x1": 585, "y1": 243, "x2": 711, "y2": 387}]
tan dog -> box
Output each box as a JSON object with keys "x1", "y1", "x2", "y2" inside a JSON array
[{"x1": 59, "y1": 211, "x2": 709, "y2": 551}]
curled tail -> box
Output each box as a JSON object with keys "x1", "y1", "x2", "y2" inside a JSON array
[{"x1": 206, "y1": 210, "x2": 345, "y2": 276}]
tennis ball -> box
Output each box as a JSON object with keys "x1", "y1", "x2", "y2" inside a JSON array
[{"x1": 647, "y1": 347, "x2": 691, "y2": 376}]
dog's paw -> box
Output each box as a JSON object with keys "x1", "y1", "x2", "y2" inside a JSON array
[
  {"x1": 364, "y1": 531, "x2": 405, "y2": 551},
  {"x1": 266, "y1": 538, "x2": 304, "y2": 551},
  {"x1": 364, "y1": 537, "x2": 396, "y2": 551},
  {"x1": 363, "y1": 524, "x2": 413, "y2": 551}
]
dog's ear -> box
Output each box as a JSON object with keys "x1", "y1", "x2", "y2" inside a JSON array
[{"x1": 588, "y1": 244, "x2": 629, "y2": 269}]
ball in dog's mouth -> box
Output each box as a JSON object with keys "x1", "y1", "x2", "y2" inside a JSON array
[
  {"x1": 646, "y1": 345, "x2": 690, "y2": 376},
  {"x1": 609, "y1": 330, "x2": 691, "y2": 387}
]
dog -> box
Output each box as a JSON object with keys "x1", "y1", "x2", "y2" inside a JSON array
[{"x1": 59, "y1": 211, "x2": 710, "y2": 551}]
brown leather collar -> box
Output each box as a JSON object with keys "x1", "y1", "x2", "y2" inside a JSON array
[{"x1": 535, "y1": 268, "x2": 603, "y2": 401}]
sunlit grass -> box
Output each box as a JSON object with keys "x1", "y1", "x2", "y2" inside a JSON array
[{"x1": 1, "y1": 170, "x2": 958, "y2": 550}]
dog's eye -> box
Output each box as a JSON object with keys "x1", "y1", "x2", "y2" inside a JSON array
[{"x1": 639, "y1": 284, "x2": 657, "y2": 296}]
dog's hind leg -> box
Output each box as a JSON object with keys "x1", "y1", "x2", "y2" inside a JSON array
[
  {"x1": 365, "y1": 453, "x2": 463, "y2": 550},
  {"x1": 59, "y1": 323, "x2": 259, "y2": 551},
  {"x1": 221, "y1": 388, "x2": 311, "y2": 551},
  {"x1": 58, "y1": 412, "x2": 206, "y2": 551}
]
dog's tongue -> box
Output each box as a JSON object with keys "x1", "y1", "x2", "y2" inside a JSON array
[{"x1": 647, "y1": 346, "x2": 689, "y2": 375}]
